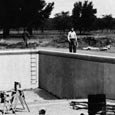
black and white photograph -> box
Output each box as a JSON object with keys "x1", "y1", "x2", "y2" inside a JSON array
[{"x1": 0, "y1": 0, "x2": 114, "y2": 115}]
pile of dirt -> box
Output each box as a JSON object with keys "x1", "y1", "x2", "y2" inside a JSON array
[{"x1": 0, "y1": 41, "x2": 39, "y2": 49}]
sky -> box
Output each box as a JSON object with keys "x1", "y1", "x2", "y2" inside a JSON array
[{"x1": 45, "y1": 0, "x2": 115, "y2": 18}]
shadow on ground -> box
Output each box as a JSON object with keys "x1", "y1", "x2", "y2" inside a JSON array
[{"x1": 33, "y1": 88, "x2": 58, "y2": 100}]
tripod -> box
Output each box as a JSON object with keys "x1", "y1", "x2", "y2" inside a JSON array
[
  {"x1": 11, "y1": 89, "x2": 30, "y2": 113},
  {"x1": 0, "y1": 82, "x2": 30, "y2": 114}
]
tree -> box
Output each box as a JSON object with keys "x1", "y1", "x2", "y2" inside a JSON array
[
  {"x1": 0, "y1": 0, "x2": 54, "y2": 37},
  {"x1": 92, "y1": 18, "x2": 104, "y2": 31},
  {"x1": 72, "y1": 0, "x2": 97, "y2": 33},
  {"x1": 102, "y1": 15, "x2": 113, "y2": 31},
  {"x1": 0, "y1": 0, "x2": 19, "y2": 37},
  {"x1": 19, "y1": 0, "x2": 54, "y2": 34},
  {"x1": 38, "y1": 2, "x2": 54, "y2": 32},
  {"x1": 111, "y1": 18, "x2": 115, "y2": 30},
  {"x1": 53, "y1": 11, "x2": 72, "y2": 32},
  {"x1": 72, "y1": 1, "x2": 82, "y2": 31}
]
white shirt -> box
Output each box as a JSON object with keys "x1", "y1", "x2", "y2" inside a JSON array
[{"x1": 68, "y1": 31, "x2": 77, "y2": 41}]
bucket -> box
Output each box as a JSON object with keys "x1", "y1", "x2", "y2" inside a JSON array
[{"x1": 88, "y1": 94, "x2": 106, "y2": 115}]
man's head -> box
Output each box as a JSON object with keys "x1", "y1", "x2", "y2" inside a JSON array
[
  {"x1": 39, "y1": 108, "x2": 46, "y2": 115},
  {"x1": 71, "y1": 27, "x2": 74, "y2": 32}
]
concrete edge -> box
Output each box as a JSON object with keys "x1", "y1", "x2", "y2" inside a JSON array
[{"x1": 38, "y1": 50, "x2": 115, "y2": 64}]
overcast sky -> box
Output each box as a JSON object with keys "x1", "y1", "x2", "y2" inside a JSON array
[{"x1": 46, "y1": 0, "x2": 115, "y2": 18}]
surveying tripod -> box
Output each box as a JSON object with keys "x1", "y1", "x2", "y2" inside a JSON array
[
  {"x1": 0, "y1": 82, "x2": 30, "y2": 114},
  {"x1": 11, "y1": 89, "x2": 30, "y2": 113}
]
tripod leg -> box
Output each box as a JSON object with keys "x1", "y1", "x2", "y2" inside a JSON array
[
  {"x1": 12, "y1": 94, "x2": 18, "y2": 111},
  {"x1": 22, "y1": 98, "x2": 30, "y2": 112},
  {"x1": 18, "y1": 95, "x2": 25, "y2": 109},
  {"x1": 19, "y1": 91, "x2": 30, "y2": 112}
]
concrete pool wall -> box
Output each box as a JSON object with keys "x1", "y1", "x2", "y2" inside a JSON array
[
  {"x1": 0, "y1": 49, "x2": 39, "y2": 90},
  {"x1": 0, "y1": 49, "x2": 115, "y2": 99},
  {"x1": 39, "y1": 50, "x2": 115, "y2": 99}
]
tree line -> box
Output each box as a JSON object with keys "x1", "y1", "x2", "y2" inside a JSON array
[
  {"x1": 45, "y1": 1, "x2": 115, "y2": 34},
  {"x1": 0, "y1": 0, "x2": 115, "y2": 38},
  {"x1": 0, "y1": 0, "x2": 54, "y2": 37}
]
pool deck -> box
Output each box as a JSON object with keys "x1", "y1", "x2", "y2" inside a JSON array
[{"x1": 4, "y1": 88, "x2": 114, "y2": 115}]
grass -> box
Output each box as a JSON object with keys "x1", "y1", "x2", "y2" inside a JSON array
[{"x1": 0, "y1": 30, "x2": 115, "y2": 52}]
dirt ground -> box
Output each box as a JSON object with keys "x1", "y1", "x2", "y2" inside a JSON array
[
  {"x1": 0, "y1": 88, "x2": 88, "y2": 115},
  {"x1": 1, "y1": 37, "x2": 115, "y2": 57},
  {"x1": 2, "y1": 88, "x2": 114, "y2": 115}
]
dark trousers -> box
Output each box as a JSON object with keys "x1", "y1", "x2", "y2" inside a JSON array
[{"x1": 69, "y1": 39, "x2": 77, "y2": 53}]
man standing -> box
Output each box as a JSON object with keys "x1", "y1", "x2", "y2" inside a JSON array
[
  {"x1": 22, "y1": 30, "x2": 30, "y2": 48},
  {"x1": 68, "y1": 28, "x2": 77, "y2": 53}
]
